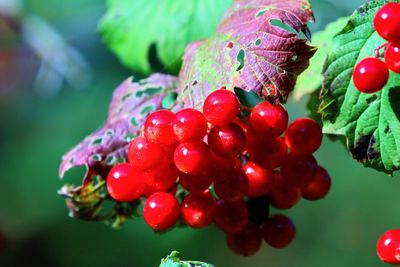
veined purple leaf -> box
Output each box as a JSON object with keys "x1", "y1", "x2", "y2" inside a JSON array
[{"x1": 177, "y1": 0, "x2": 316, "y2": 109}]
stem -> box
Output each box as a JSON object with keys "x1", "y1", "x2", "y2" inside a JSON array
[{"x1": 374, "y1": 43, "x2": 389, "y2": 58}]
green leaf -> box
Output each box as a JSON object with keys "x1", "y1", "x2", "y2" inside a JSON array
[
  {"x1": 159, "y1": 251, "x2": 214, "y2": 267},
  {"x1": 294, "y1": 16, "x2": 349, "y2": 100},
  {"x1": 99, "y1": 0, "x2": 232, "y2": 74},
  {"x1": 320, "y1": 0, "x2": 400, "y2": 174}
]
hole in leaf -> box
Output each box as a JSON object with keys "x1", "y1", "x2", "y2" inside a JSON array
[
  {"x1": 130, "y1": 117, "x2": 138, "y2": 127},
  {"x1": 291, "y1": 54, "x2": 298, "y2": 61},
  {"x1": 91, "y1": 138, "x2": 103, "y2": 146},
  {"x1": 91, "y1": 154, "x2": 102, "y2": 162},
  {"x1": 162, "y1": 92, "x2": 178, "y2": 109},
  {"x1": 135, "y1": 87, "x2": 162, "y2": 97},
  {"x1": 122, "y1": 93, "x2": 132, "y2": 101},
  {"x1": 106, "y1": 129, "x2": 114, "y2": 137},
  {"x1": 269, "y1": 19, "x2": 308, "y2": 39},
  {"x1": 384, "y1": 125, "x2": 390, "y2": 134},
  {"x1": 255, "y1": 39, "x2": 261, "y2": 46},
  {"x1": 366, "y1": 94, "x2": 378, "y2": 104},
  {"x1": 236, "y1": 49, "x2": 245, "y2": 71},
  {"x1": 255, "y1": 9, "x2": 267, "y2": 17},
  {"x1": 124, "y1": 133, "x2": 136, "y2": 142},
  {"x1": 106, "y1": 155, "x2": 116, "y2": 165},
  {"x1": 234, "y1": 87, "x2": 262, "y2": 108},
  {"x1": 140, "y1": 105, "x2": 155, "y2": 116}
]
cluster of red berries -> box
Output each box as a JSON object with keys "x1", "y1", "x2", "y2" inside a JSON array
[
  {"x1": 353, "y1": 2, "x2": 400, "y2": 94},
  {"x1": 106, "y1": 88, "x2": 331, "y2": 256}
]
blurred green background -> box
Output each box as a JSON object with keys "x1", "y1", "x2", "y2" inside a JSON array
[{"x1": 1, "y1": 0, "x2": 398, "y2": 266}]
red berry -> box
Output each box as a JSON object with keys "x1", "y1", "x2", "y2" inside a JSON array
[
  {"x1": 243, "y1": 161, "x2": 274, "y2": 197},
  {"x1": 285, "y1": 118, "x2": 322, "y2": 156},
  {"x1": 377, "y1": 229, "x2": 400, "y2": 265},
  {"x1": 203, "y1": 89, "x2": 240, "y2": 126},
  {"x1": 173, "y1": 108, "x2": 208, "y2": 142},
  {"x1": 234, "y1": 118, "x2": 257, "y2": 150},
  {"x1": 128, "y1": 137, "x2": 163, "y2": 170},
  {"x1": 249, "y1": 101, "x2": 288, "y2": 137},
  {"x1": 213, "y1": 167, "x2": 249, "y2": 202},
  {"x1": 262, "y1": 214, "x2": 296, "y2": 249},
  {"x1": 144, "y1": 110, "x2": 176, "y2": 145},
  {"x1": 174, "y1": 141, "x2": 210, "y2": 175},
  {"x1": 248, "y1": 136, "x2": 287, "y2": 169},
  {"x1": 374, "y1": 3, "x2": 400, "y2": 43},
  {"x1": 179, "y1": 172, "x2": 213, "y2": 193},
  {"x1": 107, "y1": 163, "x2": 146, "y2": 202},
  {"x1": 270, "y1": 187, "x2": 301, "y2": 210},
  {"x1": 208, "y1": 123, "x2": 246, "y2": 157},
  {"x1": 181, "y1": 192, "x2": 216, "y2": 228},
  {"x1": 144, "y1": 159, "x2": 178, "y2": 192},
  {"x1": 143, "y1": 192, "x2": 180, "y2": 231},
  {"x1": 385, "y1": 42, "x2": 400, "y2": 74},
  {"x1": 353, "y1": 57, "x2": 389, "y2": 93},
  {"x1": 227, "y1": 222, "x2": 262, "y2": 256},
  {"x1": 302, "y1": 166, "x2": 331, "y2": 201},
  {"x1": 280, "y1": 153, "x2": 318, "y2": 189},
  {"x1": 214, "y1": 199, "x2": 249, "y2": 233}
]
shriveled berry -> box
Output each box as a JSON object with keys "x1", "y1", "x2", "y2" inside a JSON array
[
  {"x1": 250, "y1": 101, "x2": 288, "y2": 137},
  {"x1": 353, "y1": 57, "x2": 389, "y2": 93},
  {"x1": 377, "y1": 229, "x2": 400, "y2": 265},
  {"x1": 173, "y1": 108, "x2": 208, "y2": 142},
  {"x1": 203, "y1": 89, "x2": 240, "y2": 126},
  {"x1": 227, "y1": 222, "x2": 262, "y2": 256},
  {"x1": 214, "y1": 199, "x2": 249, "y2": 234},
  {"x1": 174, "y1": 141, "x2": 210, "y2": 175},
  {"x1": 243, "y1": 161, "x2": 274, "y2": 197},
  {"x1": 285, "y1": 118, "x2": 322, "y2": 156},
  {"x1": 374, "y1": 3, "x2": 400, "y2": 43},
  {"x1": 143, "y1": 192, "x2": 180, "y2": 231},
  {"x1": 262, "y1": 214, "x2": 296, "y2": 249},
  {"x1": 128, "y1": 137, "x2": 163, "y2": 170},
  {"x1": 208, "y1": 123, "x2": 246, "y2": 157},
  {"x1": 213, "y1": 167, "x2": 249, "y2": 202},
  {"x1": 179, "y1": 172, "x2": 213, "y2": 193},
  {"x1": 181, "y1": 192, "x2": 216, "y2": 228},
  {"x1": 107, "y1": 163, "x2": 146, "y2": 202},
  {"x1": 144, "y1": 110, "x2": 176, "y2": 145},
  {"x1": 385, "y1": 42, "x2": 400, "y2": 74},
  {"x1": 302, "y1": 166, "x2": 331, "y2": 201}
]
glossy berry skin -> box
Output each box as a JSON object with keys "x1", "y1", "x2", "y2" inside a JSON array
[
  {"x1": 144, "y1": 110, "x2": 176, "y2": 145},
  {"x1": 270, "y1": 187, "x2": 301, "y2": 210},
  {"x1": 208, "y1": 123, "x2": 246, "y2": 157},
  {"x1": 227, "y1": 222, "x2": 262, "y2": 256},
  {"x1": 107, "y1": 163, "x2": 146, "y2": 202},
  {"x1": 144, "y1": 159, "x2": 178, "y2": 192},
  {"x1": 374, "y1": 3, "x2": 400, "y2": 43},
  {"x1": 280, "y1": 153, "x2": 318, "y2": 189},
  {"x1": 143, "y1": 192, "x2": 180, "y2": 231},
  {"x1": 179, "y1": 172, "x2": 213, "y2": 193},
  {"x1": 128, "y1": 137, "x2": 163, "y2": 170},
  {"x1": 181, "y1": 192, "x2": 216, "y2": 228},
  {"x1": 214, "y1": 199, "x2": 249, "y2": 234},
  {"x1": 174, "y1": 141, "x2": 210, "y2": 175},
  {"x1": 213, "y1": 167, "x2": 249, "y2": 202},
  {"x1": 302, "y1": 166, "x2": 331, "y2": 201},
  {"x1": 285, "y1": 118, "x2": 323, "y2": 156},
  {"x1": 385, "y1": 42, "x2": 400, "y2": 74},
  {"x1": 203, "y1": 89, "x2": 240, "y2": 126},
  {"x1": 173, "y1": 108, "x2": 208, "y2": 142},
  {"x1": 353, "y1": 57, "x2": 389, "y2": 93},
  {"x1": 262, "y1": 214, "x2": 296, "y2": 249},
  {"x1": 250, "y1": 101, "x2": 288, "y2": 137},
  {"x1": 248, "y1": 136, "x2": 287, "y2": 169},
  {"x1": 243, "y1": 161, "x2": 274, "y2": 197},
  {"x1": 376, "y1": 229, "x2": 400, "y2": 265}
]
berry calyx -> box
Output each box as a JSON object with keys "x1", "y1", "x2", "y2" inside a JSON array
[
  {"x1": 249, "y1": 101, "x2": 288, "y2": 137},
  {"x1": 128, "y1": 137, "x2": 163, "y2": 170},
  {"x1": 374, "y1": 3, "x2": 400, "y2": 43},
  {"x1": 243, "y1": 161, "x2": 274, "y2": 197},
  {"x1": 106, "y1": 163, "x2": 146, "y2": 202},
  {"x1": 385, "y1": 42, "x2": 400, "y2": 74},
  {"x1": 377, "y1": 229, "x2": 400, "y2": 265},
  {"x1": 143, "y1": 192, "x2": 180, "y2": 231},
  {"x1": 284, "y1": 118, "x2": 322, "y2": 156},
  {"x1": 181, "y1": 192, "x2": 216, "y2": 228},
  {"x1": 262, "y1": 214, "x2": 296, "y2": 249},
  {"x1": 144, "y1": 110, "x2": 176, "y2": 145},
  {"x1": 302, "y1": 166, "x2": 331, "y2": 201},
  {"x1": 203, "y1": 89, "x2": 240, "y2": 126},
  {"x1": 353, "y1": 57, "x2": 389, "y2": 93},
  {"x1": 208, "y1": 123, "x2": 246, "y2": 157},
  {"x1": 227, "y1": 222, "x2": 262, "y2": 256},
  {"x1": 173, "y1": 108, "x2": 208, "y2": 142},
  {"x1": 214, "y1": 199, "x2": 249, "y2": 234},
  {"x1": 174, "y1": 141, "x2": 210, "y2": 175}
]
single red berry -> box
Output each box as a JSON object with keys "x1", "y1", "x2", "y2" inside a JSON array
[
  {"x1": 270, "y1": 187, "x2": 301, "y2": 210},
  {"x1": 144, "y1": 110, "x2": 176, "y2": 145},
  {"x1": 285, "y1": 118, "x2": 323, "y2": 156},
  {"x1": 128, "y1": 137, "x2": 164, "y2": 170},
  {"x1": 179, "y1": 172, "x2": 213, "y2": 193},
  {"x1": 208, "y1": 123, "x2": 246, "y2": 157},
  {"x1": 249, "y1": 101, "x2": 288, "y2": 137},
  {"x1": 353, "y1": 57, "x2": 389, "y2": 93},
  {"x1": 243, "y1": 161, "x2": 274, "y2": 197},
  {"x1": 213, "y1": 167, "x2": 249, "y2": 202},
  {"x1": 227, "y1": 222, "x2": 262, "y2": 257},
  {"x1": 377, "y1": 229, "x2": 400, "y2": 265},
  {"x1": 374, "y1": 3, "x2": 400, "y2": 43},
  {"x1": 234, "y1": 118, "x2": 257, "y2": 150},
  {"x1": 262, "y1": 214, "x2": 296, "y2": 249},
  {"x1": 143, "y1": 192, "x2": 180, "y2": 231},
  {"x1": 144, "y1": 159, "x2": 178, "y2": 192},
  {"x1": 173, "y1": 108, "x2": 208, "y2": 142},
  {"x1": 214, "y1": 199, "x2": 249, "y2": 234},
  {"x1": 203, "y1": 89, "x2": 240, "y2": 126},
  {"x1": 385, "y1": 42, "x2": 400, "y2": 74},
  {"x1": 302, "y1": 166, "x2": 331, "y2": 201},
  {"x1": 181, "y1": 192, "x2": 216, "y2": 228},
  {"x1": 248, "y1": 136, "x2": 287, "y2": 169},
  {"x1": 174, "y1": 141, "x2": 210, "y2": 175},
  {"x1": 107, "y1": 163, "x2": 146, "y2": 202},
  {"x1": 280, "y1": 153, "x2": 318, "y2": 189}
]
